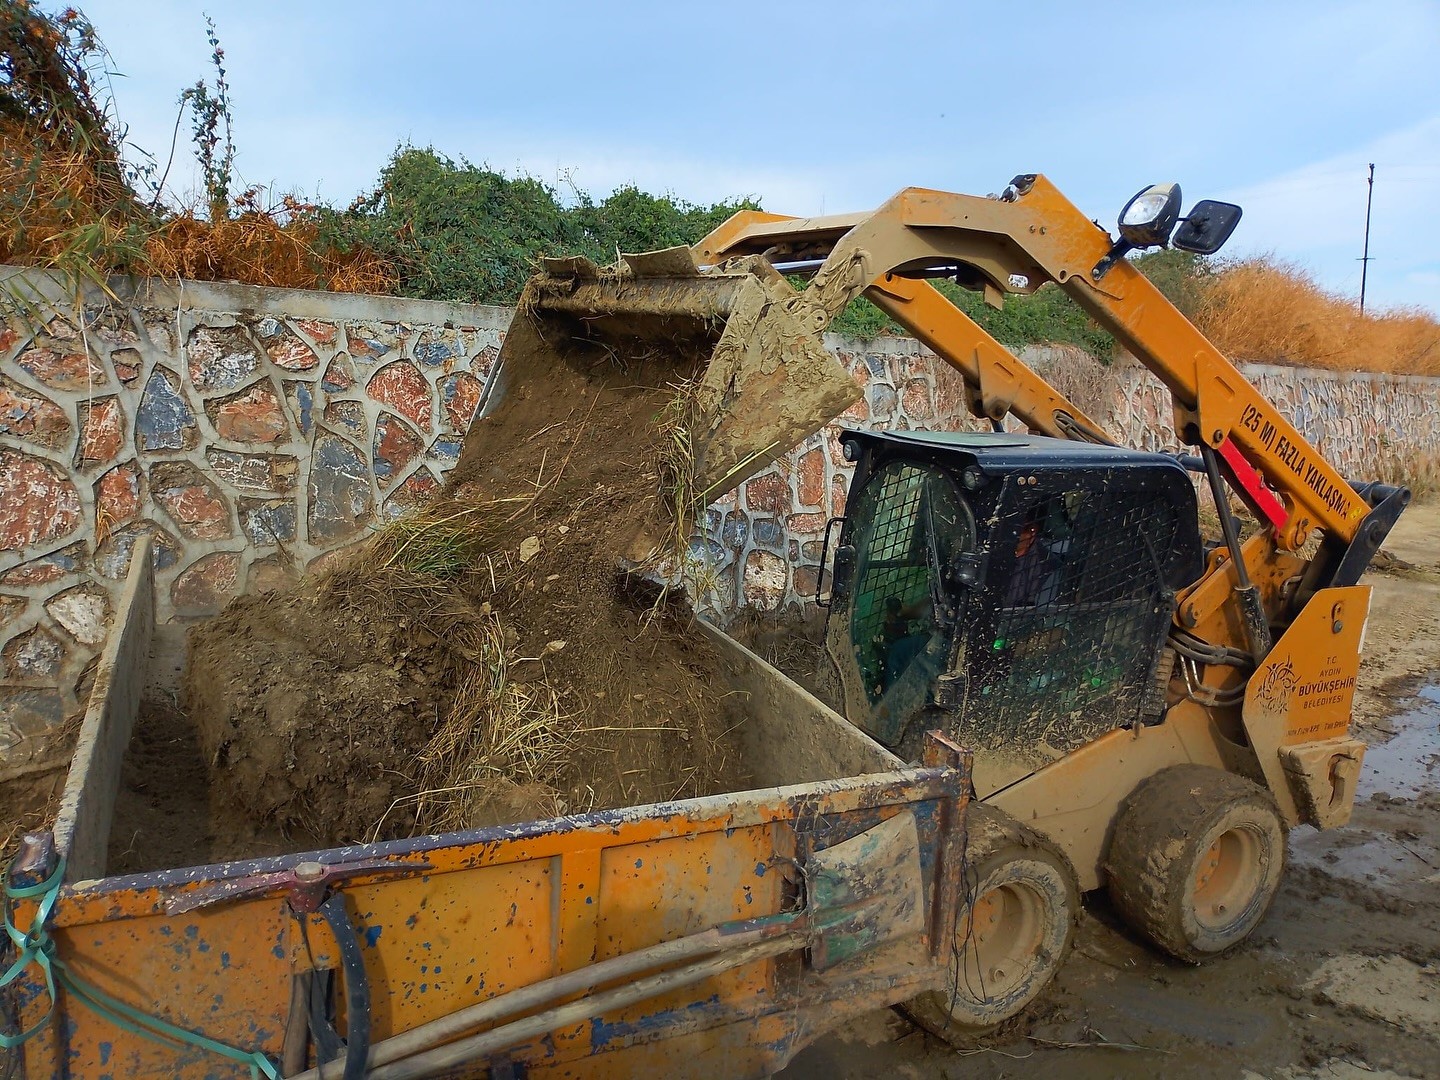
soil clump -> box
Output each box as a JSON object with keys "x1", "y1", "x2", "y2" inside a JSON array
[{"x1": 186, "y1": 307, "x2": 748, "y2": 847}]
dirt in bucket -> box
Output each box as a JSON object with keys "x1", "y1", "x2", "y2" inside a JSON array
[{"x1": 185, "y1": 304, "x2": 751, "y2": 848}]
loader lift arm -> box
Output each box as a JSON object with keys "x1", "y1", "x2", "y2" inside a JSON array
[
  {"x1": 695, "y1": 174, "x2": 1410, "y2": 642},
  {"x1": 698, "y1": 176, "x2": 1385, "y2": 543}
]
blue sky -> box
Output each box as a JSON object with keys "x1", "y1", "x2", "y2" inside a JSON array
[{"x1": 86, "y1": 0, "x2": 1438, "y2": 313}]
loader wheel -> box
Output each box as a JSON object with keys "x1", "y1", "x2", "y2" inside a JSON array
[
  {"x1": 1105, "y1": 764, "x2": 1287, "y2": 963},
  {"x1": 902, "y1": 804, "x2": 1078, "y2": 1041}
]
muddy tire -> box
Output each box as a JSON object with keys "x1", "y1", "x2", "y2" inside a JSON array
[
  {"x1": 1105, "y1": 764, "x2": 1287, "y2": 963},
  {"x1": 901, "y1": 803, "x2": 1078, "y2": 1041}
]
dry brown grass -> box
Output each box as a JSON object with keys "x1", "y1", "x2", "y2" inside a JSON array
[
  {"x1": 0, "y1": 126, "x2": 148, "y2": 289},
  {"x1": 1195, "y1": 256, "x2": 1440, "y2": 376},
  {"x1": 144, "y1": 192, "x2": 397, "y2": 294},
  {"x1": 0, "y1": 3, "x2": 395, "y2": 297},
  {"x1": 0, "y1": 132, "x2": 398, "y2": 295}
]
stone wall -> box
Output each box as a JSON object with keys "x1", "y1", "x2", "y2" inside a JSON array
[
  {"x1": 0, "y1": 268, "x2": 509, "y2": 753},
  {"x1": 3, "y1": 267, "x2": 1438, "y2": 757}
]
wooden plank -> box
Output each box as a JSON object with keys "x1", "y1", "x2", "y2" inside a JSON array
[
  {"x1": 699, "y1": 621, "x2": 900, "y2": 786},
  {"x1": 51, "y1": 534, "x2": 154, "y2": 883}
]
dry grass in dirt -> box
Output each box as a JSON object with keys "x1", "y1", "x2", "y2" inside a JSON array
[
  {"x1": 0, "y1": 711, "x2": 81, "y2": 864},
  {"x1": 186, "y1": 309, "x2": 749, "y2": 848},
  {"x1": 0, "y1": 125, "x2": 395, "y2": 296},
  {"x1": 1195, "y1": 256, "x2": 1440, "y2": 376}
]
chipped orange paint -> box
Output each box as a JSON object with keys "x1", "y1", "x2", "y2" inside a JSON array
[{"x1": 13, "y1": 767, "x2": 965, "y2": 1078}]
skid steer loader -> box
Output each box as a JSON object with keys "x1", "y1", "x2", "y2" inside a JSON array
[{"x1": 487, "y1": 174, "x2": 1409, "y2": 1035}]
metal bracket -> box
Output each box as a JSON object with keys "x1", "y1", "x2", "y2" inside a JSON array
[{"x1": 165, "y1": 857, "x2": 430, "y2": 916}]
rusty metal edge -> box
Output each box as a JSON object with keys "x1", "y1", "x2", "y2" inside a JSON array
[{"x1": 54, "y1": 766, "x2": 960, "y2": 923}]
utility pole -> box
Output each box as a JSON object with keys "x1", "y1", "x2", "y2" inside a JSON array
[{"x1": 1359, "y1": 163, "x2": 1375, "y2": 315}]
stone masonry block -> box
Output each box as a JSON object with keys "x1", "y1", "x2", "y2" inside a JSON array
[
  {"x1": 293, "y1": 319, "x2": 339, "y2": 347},
  {"x1": 0, "y1": 542, "x2": 85, "y2": 587},
  {"x1": 206, "y1": 450, "x2": 299, "y2": 494},
  {"x1": 902, "y1": 378, "x2": 934, "y2": 419},
  {"x1": 414, "y1": 329, "x2": 463, "y2": 367},
  {"x1": 76, "y1": 396, "x2": 124, "y2": 466},
  {"x1": 208, "y1": 381, "x2": 290, "y2": 444},
  {"x1": 171, "y1": 552, "x2": 242, "y2": 615},
  {"x1": 187, "y1": 325, "x2": 260, "y2": 392},
  {"x1": 136, "y1": 368, "x2": 199, "y2": 452},
  {"x1": 471, "y1": 345, "x2": 500, "y2": 381},
  {"x1": 426, "y1": 436, "x2": 461, "y2": 467},
  {"x1": 323, "y1": 400, "x2": 367, "y2": 441},
  {"x1": 0, "y1": 450, "x2": 81, "y2": 549},
  {"x1": 15, "y1": 344, "x2": 107, "y2": 391},
  {"x1": 722, "y1": 510, "x2": 748, "y2": 550},
  {"x1": 0, "y1": 596, "x2": 24, "y2": 630},
  {"x1": 151, "y1": 461, "x2": 233, "y2": 540},
  {"x1": 264, "y1": 330, "x2": 320, "y2": 372},
  {"x1": 310, "y1": 432, "x2": 375, "y2": 542},
  {"x1": 0, "y1": 376, "x2": 71, "y2": 449},
  {"x1": 93, "y1": 523, "x2": 181, "y2": 580},
  {"x1": 786, "y1": 513, "x2": 828, "y2": 536},
  {"x1": 0, "y1": 688, "x2": 65, "y2": 747},
  {"x1": 95, "y1": 462, "x2": 143, "y2": 531},
  {"x1": 744, "y1": 472, "x2": 790, "y2": 515},
  {"x1": 2, "y1": 624, "x2": 64, "y2": 679},
  {"x1": 792, "y1": 565, "x2": 821, "y2": 600},
  {"x1": 368, "y1": 361, "x2": 432, "y2": 432},
  {"x1": 383, "y1": 469, "x2": 440, "y2": 520},
  {"x1": 284, "y1": 381, "x2": 315, "y2": 437},
  {"x1": 871, "y1": 384, "x2": 898, "y2": 421},
  {"x1": 374, "y1": 412, "x2": 424, "y2": 483},
  {"x1": 752, "y1": 518, "x2": 784, "y2": 548},
  {"x1": 44, "y1": 584, "x2": 110, "y2": 646},
  {"x1": 346, "y1": 323, "x2": 399, "y2": 363},
  {"x1": 239, "y1": 498, "x2": 299, "y2": 545},
  {"x1": 796, "y1": 448, "x2": 825, "y2": 509},
  {"x1": 440, "y1": 372, "x2": 485, "y2": 432},
  {"x1": 742, "y1": 549, "x2": 787, "y2": 611},
  {"x1": 112, "y1": 348, "x2": 142, "y2": 385},
  {"x1": 322, "y1": 355, "x2": 356, "y2": 392}
]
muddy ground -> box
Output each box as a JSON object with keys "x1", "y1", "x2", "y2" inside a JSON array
[{"x1": 782, "y1": 500, "x2": 1440, "y2": 1080}]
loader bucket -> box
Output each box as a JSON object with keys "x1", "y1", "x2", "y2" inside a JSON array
[{"x1": 474, "y1": 247, "x2": 862, "y2": 502}]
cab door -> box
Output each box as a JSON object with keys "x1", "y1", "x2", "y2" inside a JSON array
[{"x1": 825, "y1": 459, "x2": 974, "y2": 748}]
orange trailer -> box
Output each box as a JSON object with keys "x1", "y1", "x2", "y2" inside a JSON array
[{"x1": 3, "y1": 555, "x2": 973, "y2": 1080}]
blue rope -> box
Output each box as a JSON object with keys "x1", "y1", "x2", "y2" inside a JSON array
[{"x1": 2, "y1": 855, "x2": 279, "y2": 1079}]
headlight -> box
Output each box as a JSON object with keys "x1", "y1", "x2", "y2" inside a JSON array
[{"x1": 1117, "y1": 183, "x2": 1182, "y2": 248}]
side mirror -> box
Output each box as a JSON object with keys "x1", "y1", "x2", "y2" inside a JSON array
[
  {"x1": 1173, "y1": 200, "x2": 1243, "y2": 255},
  {"x1": 830, "y1": 544, "x2": 857, "y2": 604}
]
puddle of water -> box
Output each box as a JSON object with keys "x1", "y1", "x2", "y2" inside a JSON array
[
  {"x1": 1358, "y1": 683, "x2": 1440, "y2": 799},
  {"x1": 1289, "y1": 683, "x2": 1440, "y2": 886},
  {"x1": 1289, "y1": 827, "x2": 1436, "y2": 885}
]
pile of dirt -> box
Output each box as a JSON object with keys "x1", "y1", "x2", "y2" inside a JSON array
[
  {"x1": 0, "y1": 710, "x2": 82, "y2": 866},
  {"x1": 186, "y1": 307, "x2": 749, "y2": 846}
]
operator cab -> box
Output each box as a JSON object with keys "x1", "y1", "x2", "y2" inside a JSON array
[{"x1": 823, "y1": 430, "x2": 1204, "y2": 772}]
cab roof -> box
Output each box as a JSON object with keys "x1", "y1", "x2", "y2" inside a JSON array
[{"x1": 839, "y1": 428, "x2": 1191, "y2": 475}]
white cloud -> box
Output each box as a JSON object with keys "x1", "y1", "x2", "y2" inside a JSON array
[{"x1": 1216, "y1": 117, "x2": 1440, "y2": 313}]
